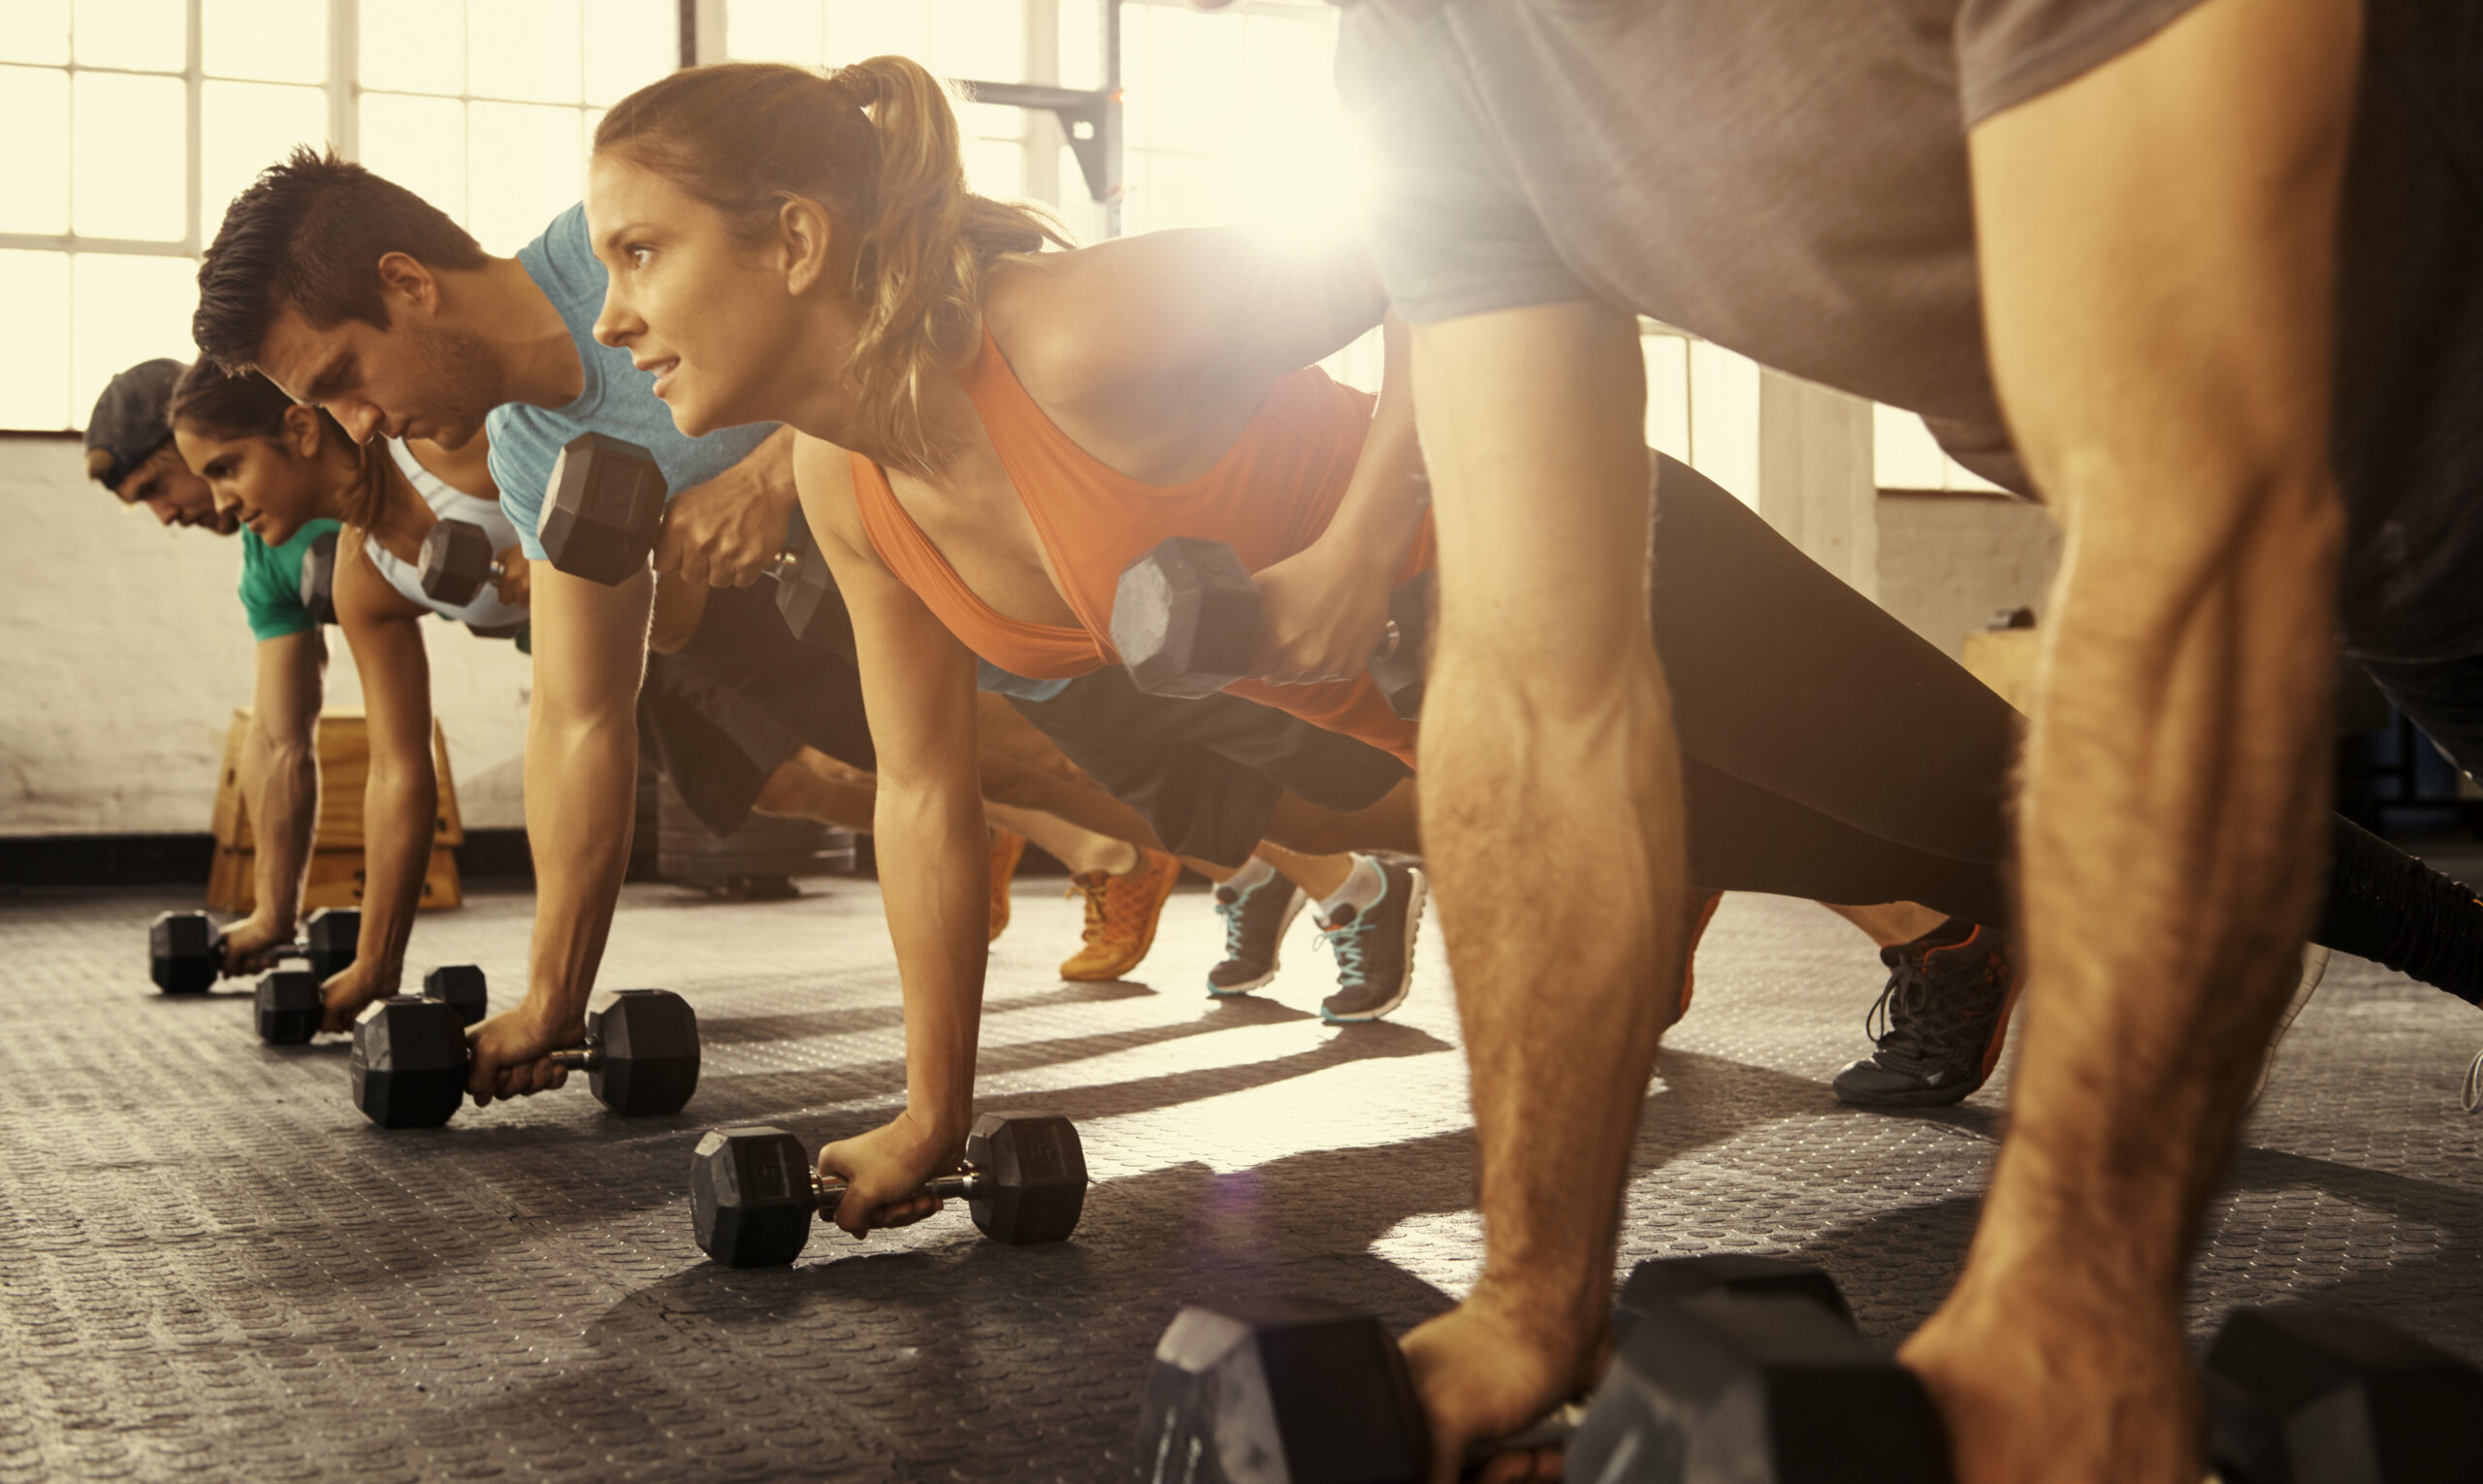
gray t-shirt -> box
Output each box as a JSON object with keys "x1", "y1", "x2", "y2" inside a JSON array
[
  {"x1": 1336, "y1": 0, "x2": 2208, "y2": 497},
  {"x1": 1338, "y1": 0, "x2": 2483, "y2": 665}
]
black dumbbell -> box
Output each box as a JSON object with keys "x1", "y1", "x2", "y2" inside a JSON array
[
  {"x1": 348, "y1": 986, "x2": 699, "y2": 1128},
  {"x1": 2206, "y1": 1305, "x2": 2483, "y2": 1484},
  {"x1": 416, "y1": 519, "x2": 510, "y2": 607},
  {"x1": 299, "y1": 529, "x2": 339, "y2": 626},
  {"x1": 258, "y1": 961, "x2": 487, "y2": 1047},
  {"x1": 148, "y1": 907, "x2": 359, "y2": 994},
  {"x1": 1139, "y1": 1256, "x2": 1935, "y2": 1484},
  {"x1": 1110, "y1": 536, "x2": 1431, "y2": 715},
  {"x1": 533, "y1": 432, "x2": 849, "y2": 650},
  {"x1": 690, "y1": 1113, "x2": 1085, "y2": 1267},
  {"x1": 1365, "y1": 569, "x2": 1435, "y2": 721}
]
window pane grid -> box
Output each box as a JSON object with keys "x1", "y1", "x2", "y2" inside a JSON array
[{"x1": 3, "y1": 0, "x2": 680, "y2": 427}]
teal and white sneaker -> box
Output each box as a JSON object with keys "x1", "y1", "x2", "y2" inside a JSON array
[
  {"x1": 1207, "y1": 871, "x2": 1308, "y2": 997},
  {"x1": 1316, "y1": 859, "x2": 1428, "y2": 1024}
]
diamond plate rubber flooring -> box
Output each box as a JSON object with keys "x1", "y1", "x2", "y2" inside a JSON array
[{"x1": 4, "y1": 875, "x2": 2482, "y2": 1482}]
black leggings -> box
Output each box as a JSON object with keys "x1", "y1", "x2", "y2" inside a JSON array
[{"x1": 1654, "y1": 453, "x2": 2483, "y2": 1000}]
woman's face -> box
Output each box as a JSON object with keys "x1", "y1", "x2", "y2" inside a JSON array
[
  {"x1": 173, "y1": 418, "x2": 327, "y2": 548},
  {"x1": 587, "y1": 153, "x2": 817, "y2": 438}
]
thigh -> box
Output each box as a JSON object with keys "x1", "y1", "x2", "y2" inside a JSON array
[
  {"x1": 1007, "y1": 672, "x2": 1284, "y2": 868},
  {"x1": 1682, "y1": 758, "x2": 2009, "y2": 927},
  {"x1": 638, "y1": 653, "x2": 796, "y2": 838},
  {"x1": 2359, "y1": 651, "x2": 2483, "y2": 777},
  {"x1": 675, "y1": 583, "x2": 879, "y2": 773},
  {"x1": 1650, "y1": 453, "x2": 2017, "y2": 869}
]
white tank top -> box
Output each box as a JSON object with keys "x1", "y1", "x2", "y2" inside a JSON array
[{"x1": 365, "y1": 440, "x2": 530, "y2": 633}]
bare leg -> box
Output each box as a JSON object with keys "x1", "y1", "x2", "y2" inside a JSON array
[
  {"x1": 1263, "y1": 777, "x2": 1423, "y2": 855},
  {"x1": 986, "y1": 799, "x2": 1139, "y2": 878},
  {"x1": 749, "y1": 747, "x2": 878, "y2": 832},
  {"x1": 1255, "y1": 841, "x2": 1356, "y2": 902},
  {"x1": 1822, "y1": 900, "x2": 1951, "y2": 949}
]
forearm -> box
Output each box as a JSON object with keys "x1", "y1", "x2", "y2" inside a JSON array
[
  {"x1": 1318, "y1": 314, "x2": 1429, "y2": 577},
  {"x1": 874, "y1": 778, "x2": 991, "y2": 1144},
  {"x1": 244, "y1": 726, "x2": 319, "y2": 929},
  {"x1": 1988, "y1": 470, "x2": 2341, "y2": 1290},
  {"x1": 521, "y1": 704, "x2": 638, "y2": 1035},
  {"x1": 352, "y1": 758, "x2": 438, "y2": 993}
]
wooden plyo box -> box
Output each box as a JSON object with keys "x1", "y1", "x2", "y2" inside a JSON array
[{"x1": 205, "y1": 709, "x2": 465, "y2": 915}]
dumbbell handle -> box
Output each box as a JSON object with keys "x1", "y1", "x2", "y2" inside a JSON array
[
  {"x1": 546, "y1": 1048, "x2": 599, "y2": 1072},
  {"x1": 761, "y1": 546, "x2": 803, "y2": 582},
  {"x1": 810, "y1": 1162, "x2": 988, "y2": 1214}
]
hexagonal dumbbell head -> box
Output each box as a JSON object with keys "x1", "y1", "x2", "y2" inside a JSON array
[
  {"x1": 1111, "y1": 537, "x2": 1265, "y2": 697},
  {"x1": 1613, "y1": 1253, "x2": 1853, "y2": 1349},
  {"x1": 1368, "y1": 570, "x2": 1436, "y2": 722},
  {"x1": 1138, "y1": 1296, "x2": 1430, "y2": 1484},
  {"x1": 1569, "y1": 1292, "x2": 1951, "y2": 1484},
  {"x1": 2205, "y1": 1306, "x2": 2483, "y2": 1484},
  {"x1": 302, "y1": 908, "x2": 360, "y2": 982},
  {"x1": 690, "y1": 1125, "x2": 820, "y2": 1268},
  {"x1": 538, "y1": 432, "x2": 666, "y2": 586},
  {"x1": 254, "y1": 969, "x2": 322, "y2": 1045},
  {"x1": 582, "y1": 988, "x2": 699, "y2": 1115},
  {"x1": 963, "y1": 1112, "x2": 1086, "y2": 1244},
  {"x1": 417, "y1": 518, "x2": 500, "y2": 608},
  {"x1": 149, "y1": 910, "x2": 221, "y2": 994},
  {"x1": 298, "y1": 529, "x2": 340, "y2": 626},
  {"x1": 349, "y1": 995, "x2": 468, "y2": 1129},
  {"x1": 772, "y1": 507, "x2": 855, "y2": 654},
  {"x1": 421, "y1": 964, "x2": 489, "y2": 1028}
]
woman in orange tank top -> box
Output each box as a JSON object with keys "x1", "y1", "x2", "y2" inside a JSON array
[{"x1": 576, "y1": 60, "x2": 2483, "y2": 1278}]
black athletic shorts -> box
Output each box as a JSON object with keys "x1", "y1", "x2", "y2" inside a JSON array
[
  {"x1": 1008, "y1": 667, "x2": 1411, "y2": 868},
  {"x1": 639, "y1": 583, "x2": 878, "y2": 838}
]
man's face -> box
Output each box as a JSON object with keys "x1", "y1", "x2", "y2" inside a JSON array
[
  {"x1": 113, "y1": 444, "x2": 238, "y2": 534},
  {"x1": 256, "y1": 301, "x2": 505, "y2": 453}
]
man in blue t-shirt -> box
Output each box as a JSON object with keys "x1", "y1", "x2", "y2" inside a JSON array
[{"x1": 84, "y1": 357, "x2": 340, "y2": 979}]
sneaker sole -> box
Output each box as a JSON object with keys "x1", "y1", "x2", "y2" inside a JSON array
[
  {"x1": 1319, "y1": 868, "x2": 1428, "y2": 1024},
  {"x1": 1208, "y1": 889, "x2": 1308, "y2": 997},
  {"x1": 1831, "y1": 1072, "x2": 1984, "y2": 1109}
]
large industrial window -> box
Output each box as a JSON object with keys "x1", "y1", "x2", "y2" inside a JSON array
[{"x1": 0, "y1": 0, "x2": 676, "y2": 433}]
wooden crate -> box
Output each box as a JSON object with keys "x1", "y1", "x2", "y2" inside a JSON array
[
  {"x1": 1960, "y1": 628, "x2": 2039, "y2": 715},
  {"x1": 210, "y1": 710, "x2": 464, "y2": 853},
  {"x1": 208, "y1": 843, "x2": 463, "y2": 915},
  {"x1": 204, "y1": 708, "x2": 466, "y2": 914}
]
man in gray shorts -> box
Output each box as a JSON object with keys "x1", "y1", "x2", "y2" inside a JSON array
[{"x1": 1329, "y1": 0, "x2": 2473, "y2": 1478}]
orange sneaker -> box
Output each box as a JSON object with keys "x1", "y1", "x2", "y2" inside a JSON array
[
  {"x1": 1673, "y1": 889, "x2": 1725, "y2": 1025},
  {"x1": 988, "y1": 827, "x2": 1028, "y2": 943},
  {"x1": 1059, "y1": 848, "x2": 1183, "y2": 981}
]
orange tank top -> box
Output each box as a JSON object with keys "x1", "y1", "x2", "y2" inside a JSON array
[{"x1": 850, "y1": 329, "x2": 1427, "y2": 766}]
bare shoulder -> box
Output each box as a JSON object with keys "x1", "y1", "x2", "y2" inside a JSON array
[
  {"x1": 790, "y1": 433, "x2": 872, "y2": 561},
  {"x1": 336, "y1": 527, "x2": 426, "y2": 629}
]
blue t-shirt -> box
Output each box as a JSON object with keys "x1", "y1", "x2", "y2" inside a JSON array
[{"x1": 487, "y1": 204, "x2": 777, "y2": 562}]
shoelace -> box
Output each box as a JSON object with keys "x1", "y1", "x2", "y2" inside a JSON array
[
  {"x1": 1068, "y1": 866, "x2": 1158, "y2": 945},
  {"x1": 2465, "y1": 1048, "x2": 2483, "y2": 1114},
  {"x1": 1861, "y1": 947, "x2": 1993, "y2": 1074},
  {"x1": 1212, "y1": 888, "x2": 1255, "y2": 960},
  {"x1": 1317, "y1": 913, "x2": 1375, "y2": 985}
]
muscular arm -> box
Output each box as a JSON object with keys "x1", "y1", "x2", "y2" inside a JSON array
[
  {"x1": 1905, "y1": 2, "x2": 2362, "y2": 1479},
  {"x1": 230, "y1": 628, "x2": 326, "y2": 969},
  {"x1": 467, "y1": 559, "x2": 653, "y2": 1102},
  {"x1": 327, "y1": 536, "x2": 438, "y2": 1027},
  {"x1": 797, "y1": 435, "x2": 991, "y2": 1224}
]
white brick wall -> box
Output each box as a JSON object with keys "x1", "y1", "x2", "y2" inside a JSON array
[
  {"x1": 0, "y1": 438, "x2": 531, "y2": 836},
  {"x1": 1874, "y1": 490, "x2": 2062, "y2": 660}
]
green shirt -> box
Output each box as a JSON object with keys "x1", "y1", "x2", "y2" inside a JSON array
[{"x1": 237, "y1": 520, "x2": 342, "y2": 642}]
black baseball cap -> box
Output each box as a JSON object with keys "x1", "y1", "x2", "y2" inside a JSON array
[{"x1": 83, "y1": 358, "x2": 185, "y2": 491}]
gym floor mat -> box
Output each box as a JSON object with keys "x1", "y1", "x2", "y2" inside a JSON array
[{"x1": 3, "y1": 879, "x2": 2478, "y2": 1481}]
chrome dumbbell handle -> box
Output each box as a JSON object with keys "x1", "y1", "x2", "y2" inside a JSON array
[{"x1": 811, "y1": 1162, "x2": 988, "y2": 1215}]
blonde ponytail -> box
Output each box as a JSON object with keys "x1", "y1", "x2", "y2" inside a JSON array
[{"x1": 597, "y1": 58, "x2": 1068, "y2": 476}]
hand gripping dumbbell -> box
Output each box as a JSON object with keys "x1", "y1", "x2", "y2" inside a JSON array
[
  {"x1": 1110, "y1": 536, "x2": 1433, "y2": 716},
  {"x1": 1136, "y1": 1253, "x2": 1931, "y2": 1484},
  {"x1": 255, "y1": 960, "x2": 488, "y2": 1046},
  {"x1": 532, "y1": 431, "x2": 851, "y2": 650},
  {"x1": 690, "y1": 1113, "x2": 1085, "y2": 1267},
  {"x1": 299, "y1": 529, "x2": 340, "y2": 626},
  {"x1": 348, "y1": 986, "x2": 699, "y2": 1128},
  {"x1": 148, "y1": 906, "x2": 358, "y2": 995}
]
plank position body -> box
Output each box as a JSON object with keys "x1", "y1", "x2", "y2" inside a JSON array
[
  {"x1": 1328, "y1": 0, "x2": 2483, "y2": 1477},
  {"x1": 188, "y1": 157, "x2": 1444, "y2": 1069}
]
